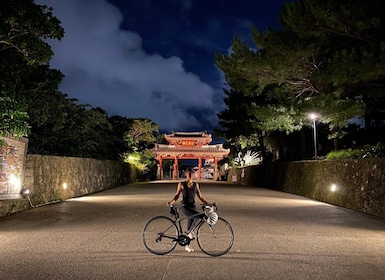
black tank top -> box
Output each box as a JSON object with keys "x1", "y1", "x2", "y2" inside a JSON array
[{"x1": 182, "y1": 181, "x2": 196, "y2": 208}]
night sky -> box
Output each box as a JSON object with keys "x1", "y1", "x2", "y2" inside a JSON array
[{"x1": 36, "y1": 0, "x2": 290, "y2": 136}]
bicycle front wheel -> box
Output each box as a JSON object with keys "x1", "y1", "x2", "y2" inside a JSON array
[
  {"x1": 197, "y1": 217, "x2": 234, "y2": 257},
  {"x1": 142, "y1": 216, "x2": 178, "y2": 255}
]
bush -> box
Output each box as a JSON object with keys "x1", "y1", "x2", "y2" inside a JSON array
[
  {"x1": 326, "y1": 144, "x2": 385, "y2": 159},
  {"x1": 326, "y1": 149, "x2": 365, "y2": 159}
]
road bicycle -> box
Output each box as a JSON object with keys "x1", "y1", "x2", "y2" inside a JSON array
[{"x1": 142, "y1": 203, "x2": 234, "y2": 257}]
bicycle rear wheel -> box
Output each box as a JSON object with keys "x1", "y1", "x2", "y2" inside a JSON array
[
  {"x1": 142, "y1": 216, "x2": 178, "y2": 255},
  {"x1": 197, "y1": 217, "x2": 234, "y2": 257}
]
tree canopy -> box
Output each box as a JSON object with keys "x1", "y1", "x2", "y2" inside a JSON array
[
  {"x1": 215, "y1": 0, "x2": 385, "y2": 160},
  {"x1": 0, "y1": 0, "x2": 160, "y2": 168},
  {"x1": 0, "y1": 0, "x2": 64, "y2": 140}
]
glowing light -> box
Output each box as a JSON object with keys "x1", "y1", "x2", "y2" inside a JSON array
[
  {"x1": 308, "y1": 113, "x2": 319, "y2": 160},
  {"x1": 309, "y1": 113, "x2": 318, "y2": 120},
  {"x1": 9, "y1": 174, "x2": 21, "y2": 189},
  {"x1": 23, "y1": 189, "x2": 30, "y2": 195},
  {"x1": 330, "y1": 184, "x2": 338, "y2": 192},
  {"x1": 63, "y1": 182, "x2": 68, "y2": 190}
]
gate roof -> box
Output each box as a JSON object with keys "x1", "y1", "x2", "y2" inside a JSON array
[{"x1": 152, "y1": 131, "x2": 229, "y2": 159}]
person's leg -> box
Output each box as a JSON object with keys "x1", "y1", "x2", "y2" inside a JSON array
[
  {"x1": 181, "y1": 206, "x2": 200, "y2": 252},
  {"x1": 181, "y1": 206, "x2": 199, "y2": 231}
]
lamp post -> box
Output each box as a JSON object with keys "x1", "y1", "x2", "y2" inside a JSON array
[{"x1": 309, "y1": 113, "x2": 318, "y2": 159}]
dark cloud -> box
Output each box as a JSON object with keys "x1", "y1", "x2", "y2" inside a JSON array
[
  {"x1": 38, "y1": 0, "x2": 222, "y2": 132},
  {"x1": 37, "y1": 0, "x2": 289, "y2": 134}
]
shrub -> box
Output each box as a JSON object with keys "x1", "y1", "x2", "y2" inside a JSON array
[
  {"x1": 326, "y1": 144, "x2": 385, "y2": 159},
  {"x1": 326, "y1": 149, "x2": 364, "y2": 159}
]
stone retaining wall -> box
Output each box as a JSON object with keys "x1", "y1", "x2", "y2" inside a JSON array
[
  {"x1": 5, "y1": 155, "x2": 385, "y2": 219},
  {"x1": 229, "y1": 158, "x2": 385, "y2": 218},
  {"x1": 0, "y1": 155, "x2": 136, "y2": 216}
]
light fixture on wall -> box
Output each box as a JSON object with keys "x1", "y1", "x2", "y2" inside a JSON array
[
  {"x1": 21, "y1": 189, "x2": 35, "y2": 208},
  {"x1": 21, "y1": 188, "x2": 62, "y2": 208}
]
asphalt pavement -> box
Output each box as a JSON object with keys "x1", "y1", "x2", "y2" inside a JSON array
[{"x1": 1, "y1": 181, "x2": 385, "y2": 280}]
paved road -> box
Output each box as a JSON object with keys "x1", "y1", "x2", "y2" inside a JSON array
[{"x1": 1, "y1": 181, "x2": 385, "y2": 280}]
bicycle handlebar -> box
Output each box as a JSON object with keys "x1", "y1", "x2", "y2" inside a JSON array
[
  {"x1": 169, "y1": 202, "x2": 217, "y2": 213},
  {"x1": 202, "y1": 202, "x2": 217, "y2": 212}
]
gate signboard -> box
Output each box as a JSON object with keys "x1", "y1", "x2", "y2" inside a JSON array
[{"x1": 0, "y1": 136, "x2": 28, "y2": 199}]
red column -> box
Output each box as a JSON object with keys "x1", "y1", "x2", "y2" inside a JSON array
[
  {"x1": 158, "y1": 157, "x2": 163, "y2": 180},
  {"x1": 214, "y1": 158, "x2": 218, "y2": 181},
  {"x1": 173, "y1": 156, "x2": 179, "y2": 180},
  {"x1": 198, "y1": 156, "x2": 202, "y2": 180}
]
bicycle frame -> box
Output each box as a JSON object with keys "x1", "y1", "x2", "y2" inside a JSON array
[{"x1": 161, "y1": 206, "x2": 206, "y2": 245}]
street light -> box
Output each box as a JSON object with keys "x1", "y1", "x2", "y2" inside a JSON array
[{"x1": 309, "y1": 113, "x2": 318, "y2": 159}]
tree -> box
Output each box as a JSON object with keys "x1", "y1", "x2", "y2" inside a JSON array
[
  {"x1": 215, "y1": 0, "x2": 385, "y2": 157},
  {"x1": 109, "y1": 117, "x2": 160, "y2": 177},
  {"x1": 123, "y1": 118, "x2": 160, "y2": 177},
  {"x1": 0, "y1": 0, "x2": 64, "y2": 140},
  {"x1": 49, "y1": 105, "x2": 117, "y2": 160},
  {"x1": 278, "y1": 0, "x2": 385, "y2": 147},
  {"x1": 0, "y1": 0, "x2": 163, "y2": 162},
  {"x1": 0, "y1": 95, "x2": 29, "y2": 146},
  {"x1": 126, "y1": 118, "x2": 159, "y2": 150},
  {"x1": 108, "y1": 115, "x2": 135, "y2": 160},
  {"x1": 0, "y1": 0, "x2": 64, "y2": 65},
  {"x1": 214, "y1": 87, "x2": 265, "y2": 160},
  {"x1": 25, "y1": 92, "x2": 118, "y2": 160}
]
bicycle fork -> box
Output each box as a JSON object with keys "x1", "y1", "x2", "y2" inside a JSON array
[{"x1": 208, "y1": 224, "x2": 218, "y2": 238}]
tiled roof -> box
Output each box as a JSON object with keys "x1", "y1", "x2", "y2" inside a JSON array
[
  {"x1": 164, "y1": 131, "x2": 213, "y2": 146},
  {"x1": 152, "y1": 144, "x2": 230, "y2": 157},
  {"x1": 165, "y1": 131, "x2": 211, "y2": 139},
  {"x1": 166, "y1": 136, "x2": 210, "y2": 140},
  {"x1": 169, "y1": 131, "x2": 209, "y2": 137}
]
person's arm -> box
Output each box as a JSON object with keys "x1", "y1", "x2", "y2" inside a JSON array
[
  {"x1": 196, "y1": 183, "x2": 209, "y2": 205},
  {"x1": 167, "y1": 182, "x2": 182, "y2": 206}
]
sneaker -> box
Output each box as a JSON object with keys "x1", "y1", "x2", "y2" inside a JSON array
[
  {"x1": 185, "y1": 245, "x2": 194, "y2": 252},
  {"x1": 187, "y1": 231, "x2": 195, "y2": 240}
]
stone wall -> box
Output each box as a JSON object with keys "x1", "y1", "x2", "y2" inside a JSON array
[
  {"x1": 5, "y1": 155, "x2": 385, "y2": 218},
  {"x1": 0, "y1": 198, "x2": 30, "y2": 217},
  {"x1": 229, "y1": 158, "x2": 385, "y2": 218},
  {"x1": 0, "y1": 155, "x2": 136, "y2": 216}
]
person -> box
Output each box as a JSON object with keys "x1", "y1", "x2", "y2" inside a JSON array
[
  {"x1": 167, "y1": 167, "x2": 210, "y2": 252},
  {"x1": 219, "y1": 164, "x2": 226, "y2": 181}
]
